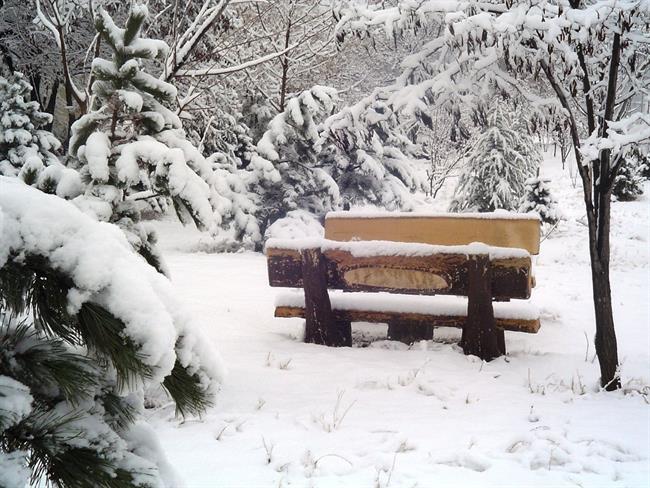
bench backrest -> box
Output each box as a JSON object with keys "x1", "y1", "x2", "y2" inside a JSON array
[
  {"x1": 266, "y1": 239, "x2": 533, "y2": 300},
  {"x1": 324, "y1": 212, "x2": 541, "y2": 255}
]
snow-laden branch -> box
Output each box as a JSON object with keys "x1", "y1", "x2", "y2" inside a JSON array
[
  {"x1": 34, "y1": 0, "x2": 61, "y2": 48},
  {"x1": 174, "y1": 42, "x2": 298, "y2": 77},
  {"x1": 35, "y1": 0, "x2": 87, "y2": 107},
  {"x1": 164, "y1": 0, "x2": 232, "y2": 80}
]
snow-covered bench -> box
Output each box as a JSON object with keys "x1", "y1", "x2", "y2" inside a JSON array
[{"x1": 266, "y1": 212, "x2": 540, "y2": 361}]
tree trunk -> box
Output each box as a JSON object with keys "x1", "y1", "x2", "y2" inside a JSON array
[
  {"x1": 43, "y1": 80, "x2": 60, "y2": 131},
  {"x1": 588, "y1": 192, "x2": 620, "y2": 390},
  {"x1": 278, "y1": 20, "x2": 292, "y2": 112},
  {"x1": 542, "y1": 36, "x2": 622, "y2": 391}
]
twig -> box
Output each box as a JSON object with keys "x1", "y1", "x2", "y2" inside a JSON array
[{"x1": 314, "y1": 453, "x2": 353, "y2": 467}]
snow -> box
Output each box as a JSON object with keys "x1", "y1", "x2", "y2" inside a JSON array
[
  {"x1": 84, "y1": 132, "x2": 111, "y2": 182},
  {"x1": 266, "y1": 238, "x2": 531, "y2": 259},
  {"x1": 0, "y1": 376, "x2": 33, "y2": 429},
  {"x1": 326, "y1": 210, "x2": 540, "y2": 220},
  {"x1": 264, "y1": 210, "x2": 325, "y2": 241},
  {"x1": 0, "y1": 177, "x2": 224, "y2": 395},
  {"x1": 275, "y1": 291, "x2": 540, "y2": 321},
  {"x1": 148, "y1": 155, "x2": 649, "y2": 487},
  {"x1": 117, "y1": 90, "x2": 144, "y2": 112},
  {"x1": 0, "y1": 450, "x2": 29, "y2": 488},
  {"x1": 0, "y1": 376, "x2": 32, "y2": 488}
]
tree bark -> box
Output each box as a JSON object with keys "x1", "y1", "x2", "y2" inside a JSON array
[
  {"x1": 43, "y1": 79, "x2": 60, "y2": 131},
  {"x1": 278, "y1": 19, "x2": 292, "y2": 112},
  {"x1": 541, "y1": 55, "x2": 621, "y2": 390},
  {"x1": 589, "y1": 191, "x2": 620, "y2": 390}
]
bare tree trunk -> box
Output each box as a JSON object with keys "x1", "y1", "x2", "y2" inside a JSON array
[
  {"x1": 542, "y1": 47, "x2": 622, "y2": 390},
  {"x1": 588, "y1": 189, "x2": 620, "y2": 390},
  {"x1": 43, "y1": 79, "x2": 60, "y2": 131},
  {"x1": 278, "y1": 19, "x2": 292, "y2": 112}
]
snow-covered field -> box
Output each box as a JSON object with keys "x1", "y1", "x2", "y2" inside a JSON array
[{"x1": 150, "y1": 156, "x2": 649, "y2": 488}]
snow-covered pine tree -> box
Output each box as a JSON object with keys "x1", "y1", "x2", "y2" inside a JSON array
[
  {"x1": 519, "y1": 176, "x2": 560, "y2": 225},
  {"x1": 321, "y1": 95, "x2": 427, "y2": 210},
  {"x1": 68, "y1": 5, "x2": 218, "y2": 273},
  {"x1": 241, "y1": 90, "x2": 275, "y2": 144},
  {"x1": 0, "y1": 72, "x2": 81, "y2": 198},
  {"x1": 640, "y1": 151, "x2": 650, "y2": 180},
  {"x1": 450, "y1": 106, "x2": 540, "y2": 212},
  {"x1": 612, "y1": 150, "x2": 645, "y2": 201},
  {"x1": 0, "y1": 178, "x2": 222, "y2": 488},
  {"x1": 247, "y1": 86, "x2": 340, "y2": 242}
]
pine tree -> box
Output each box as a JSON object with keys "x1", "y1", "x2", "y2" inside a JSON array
[
  {"x1": 240, "y1": 90, "x2": 275, "y2": 144},
  {"x1": 640, "y1": 151, "x2": 650, "y2": 181},
  {"x1": 0, "y1": 72, "x2": 81, "y2": 198},
  {"x1": 322, "y1": 97, "x2": 427, "y2": 210},
  {"x1": 612, "y1": 150, "x2": 645, "y2": 202},
  {"x1": 450, "y1": 107, "x2": 540, "y2": 212},
  {"x1": 0, "y1": 179, "x2": 221, "y2": 488},
  {"x1": 68, "y1": 5, "x2": 218, "y2": 273},
  {"x1": 519, "y1": 176, "x2": 561, "y2": 225},
  {"x1": 247, "y1": 86, "x2": 340, "y2": 242}
]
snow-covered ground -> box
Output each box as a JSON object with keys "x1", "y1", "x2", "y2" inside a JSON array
[{"x1": 150, "y1": 155, "x2": 649, "y2": 487}]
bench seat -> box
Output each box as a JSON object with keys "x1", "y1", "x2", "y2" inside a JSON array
[{"x1": 274, "y1": 291, "x2": 540, "y2": 334}]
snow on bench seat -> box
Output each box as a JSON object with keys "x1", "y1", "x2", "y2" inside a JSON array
[
  {"x1": 265, "y1": 238, "x2": 531, "y2": 260},
  {"x1": 274, "y1": 290, "x2": 540, "y2": 334}
]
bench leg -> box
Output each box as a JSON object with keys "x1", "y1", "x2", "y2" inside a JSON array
[
  {"x1": 335, "y1": 319, "x2": 352, "y2": 347},
  {"x1": 461, "y1": 254, "x2": 503, "y2": 361},
  {"x1": 496, "y1": 328, "x2": 506, "y2": 355},
  {"x1": 387, "y1": 321, "x2": 433, "y2": 344},
  {"x1": 301, "y1": 247, "x2": 349, "y2": 347}
]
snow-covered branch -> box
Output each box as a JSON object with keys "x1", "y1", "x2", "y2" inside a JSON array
[{"x1": 174, "y1": 42, "x2": 298, "y2": 77}]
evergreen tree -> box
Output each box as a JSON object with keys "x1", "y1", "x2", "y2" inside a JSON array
[
  {"x1": 450, "y1": 107, "x2": 540, "y2": 212},
  {"x1": 0, "y1": 179, "x2": 222, "y2": 488},
  {"x1": 240, "y1": 90, "x2": 275, "y2": 144},
  {"x1": 612, "y1": 150, "x2": 645, "y2": 202},
  {"x1": 247, "y1": 86, "x2": 340, "y2": 241},
  {"x1": 68, "y1": 5, "x2": 218, "y2": 273},
  {"x1": 640, "y1": 151, "x2": 650, "y2": 181},
  {"x1": 322, "y1": 96, "x2": 427, "y2": 210},
  {"x1": 519, "y1": 176, "x2": 561, "y2": 225},
  {"x1": 0, "y1": 72, "x2": 81, "y2": 198}
]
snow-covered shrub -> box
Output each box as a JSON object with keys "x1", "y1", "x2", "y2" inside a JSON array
[
  {"x1": 240, "y1": 90, "x2": 275, "y2": 144},
  {"x1": 322, "y1": 96, "x2": 427, "y2": 210},
  {"x1": 0, "y1": 72, "x2": 81, "y2": 198},
  {"x1": 68, "y1": 5, "x2": 219, "y2": 273},
  {"x1": 450, "y1": 107, "x2": 540, "y2": 212},
  {"x1": 638, "y1": 150, "x2": 650, "y2": 180},
  {"x1": 0, "y1": 177, "x2": 223, "y2": 487},
  {"x1": 612, "y1": 151, "x2": 645, "y2": 202},
  {"x1": 247, "y1": 86, "x2": 341, "y2": 242},
  {"x1": 264, "y1": 209, "x2": 324, "y2": 241},
  {"x1": 519, "y1": 176, "x2": 561, "y2": 225}
]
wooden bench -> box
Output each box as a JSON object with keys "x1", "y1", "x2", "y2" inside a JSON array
[{"x1": 266, "y1": 212, "x2": 540, "y2": 361}]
